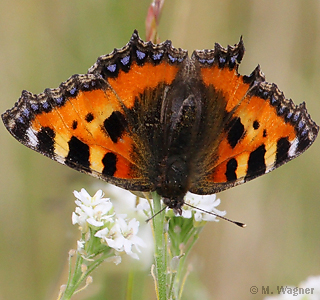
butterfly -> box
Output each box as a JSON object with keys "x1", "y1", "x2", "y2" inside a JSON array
[{"x1": 2, "y1": 30, "x2": 318, "y2": 214}]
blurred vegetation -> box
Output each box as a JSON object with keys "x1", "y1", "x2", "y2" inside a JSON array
[{"x1": 0, "y1": 0, "x2": 320, "y2": 299}]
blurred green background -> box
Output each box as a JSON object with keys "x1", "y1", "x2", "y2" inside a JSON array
[{"x1": 1, "y1": 0, "x2": 320, "y2": 299}]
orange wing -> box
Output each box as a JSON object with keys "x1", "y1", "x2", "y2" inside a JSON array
[
  {"x1": 189, "y1": 39, "x2": 318, "y2": 194},
  {"x1": 1, "y1": 31, "x2": 187, "y2": 192}
]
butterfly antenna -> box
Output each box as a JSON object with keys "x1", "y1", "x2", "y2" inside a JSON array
[
  {"x1": 184, "y1": 203, "x2": 246, "y2": 228},
  {"x1": 145, "y1": 206, "x2": 167, "y2": 223}
]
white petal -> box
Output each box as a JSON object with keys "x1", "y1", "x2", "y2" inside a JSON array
[
  {"x1": 95, "y1": 227, "x2": 109, "y2": 238},
  {"x1": 87, "y1": 218, "x2": 104, "y2": 227},
  {"x1": 72, "y1": 212, "x2": 79, "y2": 225}
]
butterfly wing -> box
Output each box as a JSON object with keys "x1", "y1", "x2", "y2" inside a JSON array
[
  {"x1": 1, "y1": 31, "x2": 187, "y2": 192},
  {"x1": 189, "y1": 39, "x2": 319, "y2": 194},
  {"x1": 3, "y1": 33, "x2": 317, "y2": 196}
]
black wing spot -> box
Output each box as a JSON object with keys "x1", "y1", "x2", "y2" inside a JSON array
[
  {"x1": 227, "y1": 117, "x2": 245, "y2": 148},
  {"x1": 65, "y1": 136, "x2": 90, "y2": 169},
  {"x1": 85, "y1": 113, "x2": 94, "y2": 123},
  {"x1": 72, "y1": 120, "x2": 78, "y2": 130},
  {"x1": 103, "y1": 111, "x2": 127, "y2": 143},
  {"x1": 37, "y1": 127, "x2": 55, "y2": 157},
  {"x1": 276, "y1": 137, "x2": 290, "y2": 165},
  {"x1": 263, "y1": 129, "x2": 267, "y2": 138},
  {"x1": 225, "y1": 158, "x2": 238, "y2": 181},
  {"x1": 253, "y1": 120, "x2": 260, "y2": 130},
  {"x1": 102, "y1": 152, "x2": 117, "y2": 176},
  {"x1": 246, "y1": 145, "x2": 266, "y2": 178}
]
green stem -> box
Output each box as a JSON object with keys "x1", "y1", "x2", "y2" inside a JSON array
[
  {"x1": 60, "y1": 253, "x2": 109, "y2": 300},
  {"x1": 60, "y1": 254, "x2": 84, "y2": 300},
  {"x1": 126, "y1": 271, "x2": 134, "y2": 300},
  {"x1": 175, "y1": 227, "x2": 202, "y2": 298},
  {"x1": 168, "y1": 270, "x2": 177, "y2": 300},
  {"x1": 151, "y1": 191, "x2": 167, "y2": 300}
]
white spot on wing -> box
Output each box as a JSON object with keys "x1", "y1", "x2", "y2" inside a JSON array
[
  {"x1": 26, "y1": 127, "x2": 38, "y2": 148},
  {"x1": 288, "y1": 138, "x2": 299, "y2": 157}
]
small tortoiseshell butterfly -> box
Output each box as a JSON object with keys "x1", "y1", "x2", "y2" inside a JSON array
[{"x1": 2, "y1": 30, "x2": 318, "y2": 213}]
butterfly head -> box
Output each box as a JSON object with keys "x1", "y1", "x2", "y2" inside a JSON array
[{"x1": 162, "y1": 196, "x2": 184, "y2": 215}]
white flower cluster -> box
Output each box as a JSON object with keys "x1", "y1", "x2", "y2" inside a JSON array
[{"x1": 72, "y1": 189, "x2": 146, "y2": 262}]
